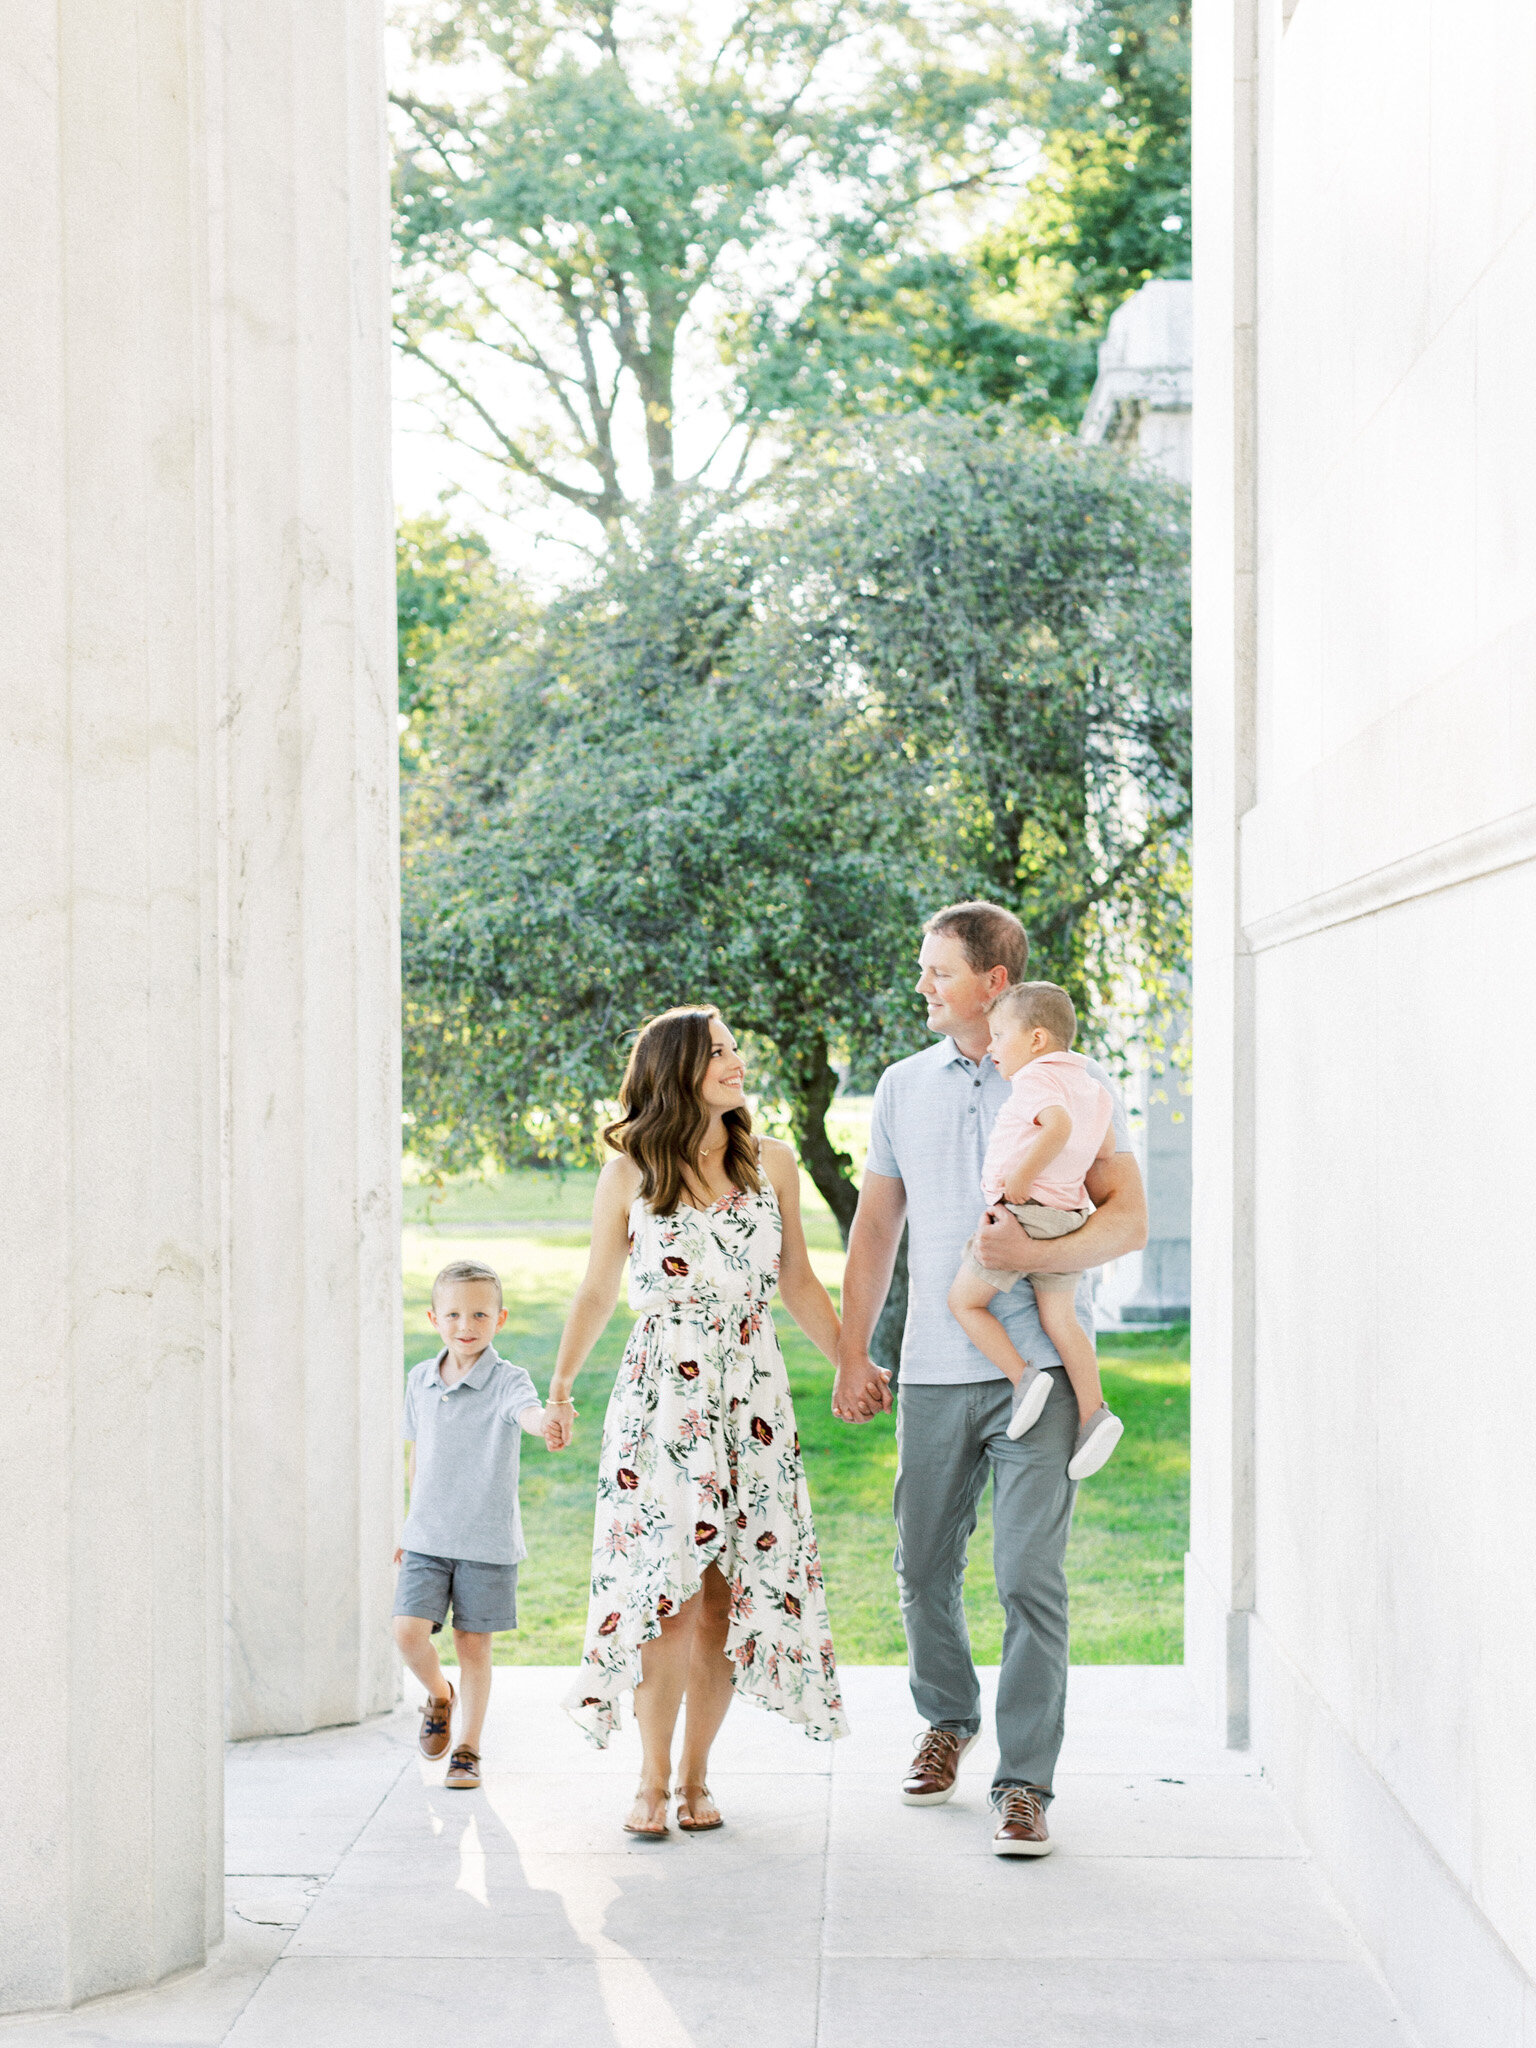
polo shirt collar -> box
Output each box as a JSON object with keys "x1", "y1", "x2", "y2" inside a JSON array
[
  {"x1": 941, "y1": 1036, "x2": 997, "y2": 1076},
  {"x1": 432, "y1": 1344, "x2": 501, "y2": 1390}
]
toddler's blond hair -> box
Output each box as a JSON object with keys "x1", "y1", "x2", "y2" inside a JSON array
[{"x1": 989, "y1": 979, "x2": 1077, "y2": 1048}]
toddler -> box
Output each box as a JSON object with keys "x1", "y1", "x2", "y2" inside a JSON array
[{"x1": 948, "y1": 982, "x2": 1125, "y2": 1481}]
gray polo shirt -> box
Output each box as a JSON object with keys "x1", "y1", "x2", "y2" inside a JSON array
[
  {"x1": 401, "y1": 1346, "x2": 541, "y2": 1566},
  {"x1": 865, "y1": 1038, "x2": 1132, "y2": 1385}
]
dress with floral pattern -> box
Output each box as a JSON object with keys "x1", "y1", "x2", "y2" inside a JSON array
[{"x1": 563, "y1": 1181, "x2": 849, "y2": 1747}]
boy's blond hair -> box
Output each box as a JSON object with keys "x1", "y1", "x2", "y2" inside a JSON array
[
  {"x1": 431, "y1": 1259, "x2": 504, "y2": 1310},
  {"x1": 989, "y1": 979, "x2": 1077, "y2": 1048}
]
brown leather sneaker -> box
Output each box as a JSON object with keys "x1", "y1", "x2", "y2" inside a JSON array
[
  {"x1": 444, "y1": 1745, "x2": 481, "y2": 1790},
  {"x1": 901, "y1": 1727, "x2": 979, "y2": 1806},
  {"x1": 992, "y1": 1785, "x2": 1052, "y2": 1856},
  {"x1": 417, "y1": 1683, "x2": 455, "y2": 1761}
]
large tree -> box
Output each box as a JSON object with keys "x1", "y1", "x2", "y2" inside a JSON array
[
  {"x1": 755, "y1": 412, "x2": 1192, "y2": 1055},
  {"x1": 401, "y1": 534, "x2": 939, "y2": 1232},
  {"x1": 392, "y1": 0, "x2": 1047, "y2": 542}
]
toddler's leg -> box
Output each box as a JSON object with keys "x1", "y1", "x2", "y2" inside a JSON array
[
  {"x1": 948, "y1": 1264, "x2": 1053, "y2": 1441},
  {"x1": 948, "y1": 1265, "x2": 1028, "y2": 1382},
  {"x1": 1033, "y1": 1286, "x2": 1123, "y2": 1480}
]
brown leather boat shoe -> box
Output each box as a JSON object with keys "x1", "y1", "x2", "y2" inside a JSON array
[
  {"x1": 992, "y1": 1785, "x2": 1052, "y2": 1856},
  {"x1": 417, "y1": 1683, "x2": 455, "y2": 1761},
  {"x1": 444, "y1": 1745, "x2": 481, "y2": 1790},
  {"x1": 901, "y1": 1727, "x2": 979, "y2": 1806}
]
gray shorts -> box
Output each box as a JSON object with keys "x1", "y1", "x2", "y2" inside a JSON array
[
  {"x1": 393, "y1": 1550, "x2": 518, "y2": 1635},
  {"x1": 959, "y1": 1200, "x2": 1090, "y2": 1297}
]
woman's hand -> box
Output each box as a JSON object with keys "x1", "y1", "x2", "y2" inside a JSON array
[{"x1": 832, "y1": 1349, "x2": 893, "y2": 1422}]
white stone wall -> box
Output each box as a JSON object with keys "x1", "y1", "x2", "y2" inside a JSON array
[
  {"x1": 0, "y1": 0, "x2": 398, "y2": 2011},
  {"x1": 1192, "y1": 3, "x2": 1536, "y2": 2041}
]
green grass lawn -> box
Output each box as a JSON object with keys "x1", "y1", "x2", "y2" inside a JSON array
[{"x1": 403, "y1": 1163, "x2": 1189, "y2": 1669}]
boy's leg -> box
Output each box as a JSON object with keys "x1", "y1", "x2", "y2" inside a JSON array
[
  {"x1": 452, "y1": 1630, "x2": 494, "y2": 1751},
  {"x1": 950, "y1": 1259, "x2": 1055, "y2": 1441},
  {"x1": 393, "y1": 1614, "x2": 452, "y2": 1702},
  {"x1": 947, "y1": 1264, "x2": 1030, "y2": 1384},
  {"x1": 1033, "y1": 1284, "x2": 1124, "y2": 1479},
  {"x1": 1033, "y1": 1286, "x2": 1104, "y2": 1423}
]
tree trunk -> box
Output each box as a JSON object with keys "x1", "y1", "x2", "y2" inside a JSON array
[{"x1": 790, "y1": 1037, "x2": 905, "y2": 1393}]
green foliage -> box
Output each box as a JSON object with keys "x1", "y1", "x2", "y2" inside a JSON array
[
  {"x1": 978, "y1": 0, "x2": 1191, "y2": 408},
  {"x1": 392, "y1": 0, "x2": 1045, "y2": 533},
  {"x1": 757, "y1": 413, "x2": 1191, "y2": 1062},
  {"x1": 396, "y1": 512, "x2": 527, "y2": 744},
  {"x1": 401, "y1": 422, "x2": 1189, "y2": 1231},
  {"x1": 401, "y1": 526, "x2": 940, "y2": 1231}
]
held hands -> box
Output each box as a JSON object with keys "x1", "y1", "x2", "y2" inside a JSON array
[
  {"x1": 832, "y1": 1350, "x2": 893, "y2": 1424},
  {"x1": 544, "y1": 1397, "x2": 577, "y2": 1452}
]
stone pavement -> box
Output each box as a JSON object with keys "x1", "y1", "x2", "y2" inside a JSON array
[{"x1": 2, "y1": 1668, "x2": 1416, "y2": 2048}]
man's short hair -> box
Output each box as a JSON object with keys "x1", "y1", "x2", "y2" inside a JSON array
[
  {"x1": 431, "y1": 1259, "x2": 504, "y2": 1309},
  {"x1": 990, "y1": 979, "x2": 1077, "y2": 1047},
  {"x1": 923, "y1": 901, "x2": 1029, "y2": 984}
]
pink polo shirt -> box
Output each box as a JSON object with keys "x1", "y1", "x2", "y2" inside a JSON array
[{"x1": 981, "y1": 1050, "x2": 1114, "y2": 1211}]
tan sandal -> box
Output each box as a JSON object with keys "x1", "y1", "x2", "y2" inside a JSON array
[
  {"x1": 675, "y1": 1785, "x2": 723, "y2": 1832},
  {"x1": 623, "y1": 1787, "x2": 670, "y2": 1838}
]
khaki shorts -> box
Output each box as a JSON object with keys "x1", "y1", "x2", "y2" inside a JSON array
[{"x1": 958, "y1": 1200, "x2": 1090, "y2": 1296}]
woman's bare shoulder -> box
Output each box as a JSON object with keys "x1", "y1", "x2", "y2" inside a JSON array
[
  {"x1": 595, "y1": 1152, "x2": 644, "y2": 1205},
  {"x1": 756, "y1": 1135, "x2": 800, "y2": 1184}
]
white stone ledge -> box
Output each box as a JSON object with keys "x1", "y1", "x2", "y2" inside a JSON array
[{"x1": 1242, "y1": 798, "x2": 1536, "y2": 952}]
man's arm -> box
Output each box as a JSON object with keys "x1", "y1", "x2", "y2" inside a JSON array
[
  {"x1": 832, "y1": 1170, "x2": 906, "y2": 1422},
  {"x1": 972, "y1": 1148, "x2": 1148, "y2": 1273}
]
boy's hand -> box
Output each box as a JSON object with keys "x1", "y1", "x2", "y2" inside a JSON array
[
  {"x1": 392, "y1": 1546, "x2": 404, "y2": 1567},
  {"x1": 544, "y1": 1397, "x2": 576, "y2": 1451}
]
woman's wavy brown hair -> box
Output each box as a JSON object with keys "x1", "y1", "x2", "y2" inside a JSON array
[{"x1": 604, "y1": 1005, "x2": 762, "y2": 1218}]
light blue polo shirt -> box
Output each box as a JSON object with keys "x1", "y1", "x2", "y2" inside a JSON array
[
  {"x1": 865, "y1": 1038, "x2": 1132, "y2": 1385},
  {"x1": 401, "y1": 1345, "x2": 541, "y2": 1566}
]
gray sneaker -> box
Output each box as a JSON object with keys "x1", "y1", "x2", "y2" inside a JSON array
[
  {"x1": 1067, "y1": 1405, "x2": 1124, "y2": 1480},
  {"x1": 1005, "y1": 1365, "x2": 1053, "y2": 1441}
]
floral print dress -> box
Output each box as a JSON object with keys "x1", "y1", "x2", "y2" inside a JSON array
[{"x1": 563, "y1": 1182, "x2": 849, "y2": 1747}]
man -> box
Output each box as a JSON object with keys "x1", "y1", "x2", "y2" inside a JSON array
[{"x1": 833, "y1": 902, "x2": 1147, "y2": 1854}]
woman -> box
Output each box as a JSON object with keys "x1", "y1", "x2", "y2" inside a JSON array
[{"x1": 546, "y1": 1005, "x2": 848, "y2": 1836}]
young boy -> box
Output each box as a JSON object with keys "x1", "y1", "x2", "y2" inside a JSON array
[
  {"x1": 393, "y1": 1259, "x2": 560, "y2": 1788},
  {"x1": 947, "y1": 982, "x2": 1125, "y2": 1481}
]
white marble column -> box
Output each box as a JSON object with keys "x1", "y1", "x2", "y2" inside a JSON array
[
  {"x1": 1186, "y1": 0, "x2": 1259, "y2": 1747},
  {"x1": 213, "y1": 0, "x2": 401, "y2": 1740},
  {"x1": 0, "y1": 4, "x2": 224, "y2": 2010}
]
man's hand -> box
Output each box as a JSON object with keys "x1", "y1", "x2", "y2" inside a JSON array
[
  {"x1": 971, "y1": 1205, "x2": 1074, "y2": 1275},
  {"x1": 832, "y1": 1350, "x2": 893, "y2": 1423},
  {"x1": 392, "y1": 1545, "x2": 404, "y2": 1567}
]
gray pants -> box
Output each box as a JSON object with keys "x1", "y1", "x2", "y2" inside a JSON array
[{"x1": 894, "y1": 1373, "x2": 1077, "y2": 1797}]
